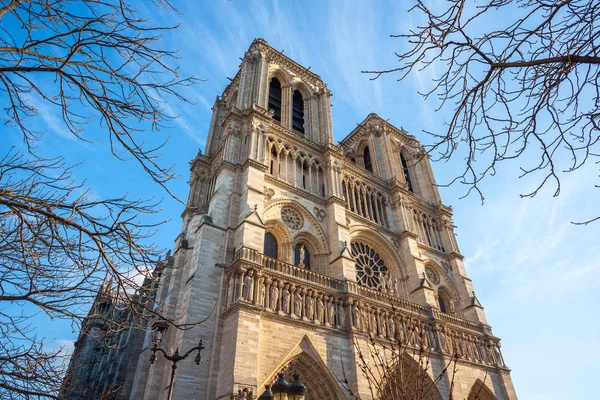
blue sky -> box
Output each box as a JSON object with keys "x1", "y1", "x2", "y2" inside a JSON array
[{"x1": 2, "y1": 1, "x2": 599, "y2": 398}]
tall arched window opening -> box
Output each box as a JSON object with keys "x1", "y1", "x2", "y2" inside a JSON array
[
  {"x1": 363, "y1": 146, "x2": 373, "y2": 172},
  {"x1": 264, "y1": 232, "x2": 278, "y2": 259},
  {"x1": 294, "y1": 243, "x2": 311, "y2": 270},
  {"x1": 438, "y1": 296, "x2": 448, "y2": 313},
  {"x1": 302, "y1": 160, "x2": 309, "y2": 190},
  {"x1": 292, "y1": 90, "x2": 305, "y2": 133},
  {"x1": 269, "y1": 147, "x2": 278, "y2": 175},
  {"x1": 401, "y1": 154, "x2": 413, "y2": 192},
  {"x1": 268, "y1": 78, "x2": 282, "y2": 122}
]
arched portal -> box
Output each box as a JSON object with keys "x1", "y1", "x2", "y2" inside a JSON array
[
  {"x1": 467, "y1": 379, "x2": 497, "y2": 400},
  {"x1": 268, "y1": 353, "x2": 345, "y2": 400},
  {"x1": 380, "y1": 354, "x2": 443, "y2": 400}
]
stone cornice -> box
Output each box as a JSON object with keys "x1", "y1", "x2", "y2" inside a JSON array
[
  {"x1": 326, "y1": 195, "x2": 346, "y2": 207},
  {"x1": 243, "y1": 158, "x2": 268, "y2": 172},
  {"x1": 341, "y1": 161, "x2": 390, "y2": 192},
  {"x1": 338, "y1": 113, "x2": 418, "y2": 149},
  {"x1": 346, "y1": 210, "x2": 396, "y2": 236},
  {"x1": 249, "y1": 38, "x2": 326, "y2": 88}
]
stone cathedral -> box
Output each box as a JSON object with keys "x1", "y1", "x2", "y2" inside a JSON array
[{"x1": 65, "y1": 39, "x2": 518, "y2": 400}]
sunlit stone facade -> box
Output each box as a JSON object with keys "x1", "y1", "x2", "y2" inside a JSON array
[{"x1": 70, "y1": 38, "x2": 518, "y2": 400}]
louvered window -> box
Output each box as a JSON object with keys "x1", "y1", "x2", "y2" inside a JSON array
[
  {"x1": 364, "y1": 146, "x2": 373, "y2": 172},
  {"x1": 268, "y1": 78, "x2": 282, "y2": 122},
  {"x1": 292, "y1": 90, "x2": 305, "y2": 133},
  {"x1": 401, "y1": 154, "x2": 413, "y2": 192}
]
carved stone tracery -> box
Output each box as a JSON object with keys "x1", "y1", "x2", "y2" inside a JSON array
[{"x1": 281, "y1": 207, "x2": 303, "y2": 230}]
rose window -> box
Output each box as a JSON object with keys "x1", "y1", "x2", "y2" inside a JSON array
[
  {"x1": 281, "y1": 207, "x2": 303, "y2": 230},
  {"x1": 425, "y1": 265, "x2": 440, "y2": 285},
  {"x1": 351, "y1": 241, "x2": 388, "y2": 290}
]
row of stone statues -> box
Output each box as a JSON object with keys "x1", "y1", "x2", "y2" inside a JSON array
[{"x1": 227, "y1": 267, "x2": 505, "y2": 367}]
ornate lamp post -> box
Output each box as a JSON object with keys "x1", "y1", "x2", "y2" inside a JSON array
[
  {"x1": 286, "y1": 375, "x2": 307, "y2": 400},
  {"x1": 267, "y1": 374, "x2": 307, "y2": 400},
  {"x1": 148, "y1": 321, "x2": 205, "y2": 400},
  {"x1": 271, "y1": 374, "x2": 289, "y2": 400}
]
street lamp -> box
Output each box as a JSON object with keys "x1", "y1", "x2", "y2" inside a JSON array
[
  {"x1": 270, "y1": 373, "x2": 307, "y2": 400},
  {"x1": 286, "y1": 375, "x2": 307, "y2": 400},
  {"x1": 271, "y1": 374, "x2": 289, "y2": 400},
  {"x1": 258, "y1": 384, "x2": 274, "y2": 400},
  {"x1": 148, "y1": 321, "x2": 205, "y2": 400}
]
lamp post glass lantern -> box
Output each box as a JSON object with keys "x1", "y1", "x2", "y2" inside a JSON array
[
  {"x1": 270, "y1": 373, "x2": 307, "y2": 400},
  {"x1": 286, "y1": 374, "x2": 307, "y2": 400},
  {"x1": 272, "y1": 374, "x2": 289, "y2": 400},
  {"x1": 148, "y1": 321, "x2": 205, "y2": 400}
]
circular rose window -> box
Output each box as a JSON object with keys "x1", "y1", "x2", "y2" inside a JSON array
[
  {"x1": 281, "y1": 207, "x2": 303, "y2": 230},
  {"x1": 351, "y1": 241, "x2": 388, "y2": 290},
  {"x1": 425, "y1": 265, "x2": 440, "y2": 285}
]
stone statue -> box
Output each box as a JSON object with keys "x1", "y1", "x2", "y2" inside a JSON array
[
  {"x1": 387, "y1": 314, "x2": 396, "y2": 340},
  {"x1": 242, "y1": 270, "x2": 254, "y2": 301},
  {"x1": 392, "y1": 277, "x2": 399, "y2": 295},
  {"x1": 293, "y1": 290, "x2": 302, "y2": 317},
  {"x1": 282, "y1": 285, "x2": 290, "y2": 314},
  {"x1": 378, "y1": 313, "x2": 387, "y2": 338},
  {"x1": 327, "y1": 298, "x2": 335, "y2": 326},
  {"x1": 270, "y1": 284, "x2": 279, "y2": 310},
  {"x1": 370, "y1": 312, "x2": 377, "y2": 336},
  {"x1": 305, "y1": 294, "x2": 314, "y2": 320},
  {"x1": 298, "y1": 244, "x2": 306, "y2": 268},
  {"x1": 337, "y1": 301, "x2": 345, "y2": 328},
  {"x1": 259, "y1": 281, "x2": 266, "y2": 307},
  {"x1": 351, "y1": 303, "x2": 360, "y2": 329},
  {"x1": 315, "y1": 295, "x2": 324, "y2": 323},
  {"x1": 386, "y1": 274, "x2": 393, "y2": 294}
]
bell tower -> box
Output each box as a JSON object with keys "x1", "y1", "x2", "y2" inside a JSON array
[{"x1": 124, "y1": 39, "x2": 517, "y2": 400}]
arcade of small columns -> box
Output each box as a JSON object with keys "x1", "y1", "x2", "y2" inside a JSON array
[
  {"x1": 225, "y1": 248, "x2": 507, "y2": 369},
  {"x1": 341, "y1": 175, "x2": 390, "y2": 228},
  {"x1": 266, "y1": 136, "x2": 325, "y2": 197}
]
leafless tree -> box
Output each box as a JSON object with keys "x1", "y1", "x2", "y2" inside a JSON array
[
  {"x1": 365, "y1": 0, "x2": 600, "y2": 224},
  {"x1": 340, "y1": 325, "x2": 460, "y2": 400},
  {"x1": 0, "y1": 0, "x2": 201, "y2": 398}
]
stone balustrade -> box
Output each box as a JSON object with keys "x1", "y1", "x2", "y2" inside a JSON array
[{"x1": 226, "y1": 247, "x2": 506, "y2": 369}]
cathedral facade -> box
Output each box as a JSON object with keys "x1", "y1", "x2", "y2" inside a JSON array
[{"x1": 66, "y1": 39, "x2": 517, "y2": 400}]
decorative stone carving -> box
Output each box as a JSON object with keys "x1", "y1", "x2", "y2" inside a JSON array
[
  {"x1": 282, "y1": 285, "x2": 290, "y2": 314},
  {"x1": 281, "y1": 207, "x2": 303, "y2": 230},
  {"x1": 425, "y1": 265, "x2": 440, "y2": 285},
  {"x1": 293, "y1": 290, "x2": 302, "y2": 317},
  {"x1": 313, "y1": 207, "x2": 326, "y2": 222},
  {"x1": 298, "y1": 245, "x2": 306, "y2": 268},
  {"x1": 242, "y1": 270, "x2": 254, "y2": 301},
  {"x1": 351, "y1": 303, "x2": 361, "y2": 330},
  {"x1": 304, "y1": 293, "x2": 314, "y2": 320},
  {"x1": 337, "y1": 300, "x2": 345, "y2": 328},
  {"x1": 264, "y1": 186, "x2": 275, "y2": 200},
  {"x1": 234, "y1": 388, "x2": 253, "y2": 400},
  {"x1": 326, "y1": 297, "x2": 335, "y2": 326},
  {"x1": 270, "y1": 284, "x2": 279, "y2": 310},
  {"x1": 350, "y1": 241, "x2": 388, "y2": 290}
]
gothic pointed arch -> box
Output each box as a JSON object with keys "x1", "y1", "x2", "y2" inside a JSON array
[
  {"x1": 356, "y1": 138, "x2": 377, "y2": 174},
  {"x1": 260, "y1": 336, "x2": 346, "y2": 400},
  {"x1": 264, "y1": 199, "x2": 329, "y2": 255},
  {"x1": 264, "y1": 219, "x2": 293, "y2": 261},
  {"x1": 423, "y1": 259, "x2": 461, "y2": 305},
  {"x1": 380, "y1": 354, "x2": 444, "y2": 400},
  {"x1": 349, "y1": 226, "x2": 409, "y2": 296},
  {"x1": 467, "y1": 379, "x2": 497, "y2": 400}
]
